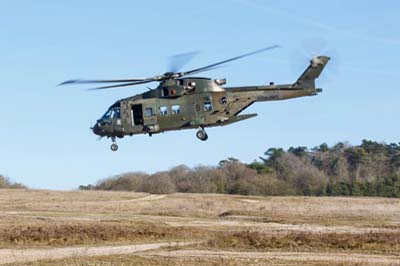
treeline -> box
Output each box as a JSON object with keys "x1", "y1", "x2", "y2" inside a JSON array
[
  {"x1": 0, "y1": 175, "x2": 25, "y2": 189},
  {"x1": 81, "y1": 140, "x2": 400, "y2": 197}
]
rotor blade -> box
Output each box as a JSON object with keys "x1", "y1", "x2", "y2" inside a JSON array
[
  {"x1": 86, "y1": 79, "x2": 155, "y2": 91},
  {"x1": 181, "y1": 45, "x2": 280, "y2": 76},
  {"x1": 168, "y1": 51, "x2": 200, "y2": 73},
  {"x1": 59, "y1": 78, "x2": 149, "y2": 86}
]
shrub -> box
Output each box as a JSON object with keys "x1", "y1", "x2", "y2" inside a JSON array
[{"x1": 0, "y1": 175, "x2": 25, "y2": 189}]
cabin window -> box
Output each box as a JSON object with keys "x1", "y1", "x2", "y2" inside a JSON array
[
  {"x1": 159, "y1": 106, "x2": 168, "y2": 116},
  {"x1": 219, "y1": 96, "x2": 227, "y2": 105},
  {"x1": 171, "y1": 105, "x2": 181, "y2": 115},
  {"x1": 203, "y1": 101, "x2": 213, "y2": 111},
  {"x1": 144, "y1": 107, "x2": 154, "y2": 117}
]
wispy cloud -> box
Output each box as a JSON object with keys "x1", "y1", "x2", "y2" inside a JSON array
[
  {"x1": 231, "y1": 0, "x2": 336, "y2": 31},
  {"x1": 229, "y1": 0, "x2": 400, "y2": 77},
  {"x1": 231, "y1": 0, "x2": 400, "y2": 46}
]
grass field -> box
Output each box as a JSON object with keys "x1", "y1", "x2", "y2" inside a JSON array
[{"x1": 0, "y1": 189, "x2": 400, "y2": 265}]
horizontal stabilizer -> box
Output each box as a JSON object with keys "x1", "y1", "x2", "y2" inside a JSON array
[{"x1": 220, "y1": 113, "x2": 257, "y2": 126}]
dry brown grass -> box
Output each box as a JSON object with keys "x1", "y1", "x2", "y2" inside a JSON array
[
  {"x1": 0, "y1": 221, "x2": 204, "y2": 248},
  {"x1": 203, "y1": 230, "x2": 400, "y2": 255},
  {"x1": 1, "y1": 190, "x2": 399, "y2": 224}
]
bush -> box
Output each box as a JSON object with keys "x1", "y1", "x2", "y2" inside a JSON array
[
  {"x1": 0, "y1": 175, "x2": 26, "y2": 189},
  {"x1": 138, "y1": 172, "x2": 176, "y2": 194},
  {"x1": 96, "y1": 172, "x2": 148, "y2": 191},
  {"x1": 275, "y1": 153, "x2": 328, "y2": 196},
  {"x1": 87, "y1": 140, "x2": 400, "y2": 198}
]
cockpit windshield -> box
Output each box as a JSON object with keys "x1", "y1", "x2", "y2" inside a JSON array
[{"x1": 101, "y1": 107, "x2": 121, "y2": 120}]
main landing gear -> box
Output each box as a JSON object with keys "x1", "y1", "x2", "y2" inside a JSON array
[
  {"x1": 196, "y1": 127, "x2": 208, "y2": 141},
  {"x1": 110, "y1": 136, "x2": 118, "y2": 151}
]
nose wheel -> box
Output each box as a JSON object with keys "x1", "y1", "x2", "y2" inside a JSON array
[
  {"x1": 196, "y1": 128, "x2": 208, "y2": 141},
  {"x1": 110, "y1": 137, "x2": 118, "y2": 151}
]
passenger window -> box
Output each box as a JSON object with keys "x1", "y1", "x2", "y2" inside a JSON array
[
  {"x1": 171, "y1": 105, "x2": 181, "y2": 115},
  {"x1": 144, "y1": 107, "x2": 154, "y2": 117},
  {"x1": 159, "y1": 106, "x2": 168, "y2": 116},
  {"x1": 203, "y1": 101, "x2": 213, "y2": 111}
]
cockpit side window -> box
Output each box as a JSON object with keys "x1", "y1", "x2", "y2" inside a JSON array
[
  {"x1": 102, "y1": 110, "x2": 111, "y2": 120},
  {"x1": 102, "y1": 107, "x2": 121, "y2": 120},
  {"x1": 112, "y1": 108, "x2": 121, "y2": 119}
]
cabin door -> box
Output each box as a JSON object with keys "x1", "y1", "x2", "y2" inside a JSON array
[{"x1": 131, "y1": 104, "x2": 143, "y2": 126}]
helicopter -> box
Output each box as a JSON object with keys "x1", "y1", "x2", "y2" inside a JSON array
[{"x1": 61, "y1": 45, "x2": 330, "y2": 151}]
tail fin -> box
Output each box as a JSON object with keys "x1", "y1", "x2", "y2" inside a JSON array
[{"x1": 292, "y1": 56, "x2": 330, "y2": 88}]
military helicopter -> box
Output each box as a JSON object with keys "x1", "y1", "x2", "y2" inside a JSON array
[{"x1": 61, "y1": 45, "x2": 330, "y2": 151}]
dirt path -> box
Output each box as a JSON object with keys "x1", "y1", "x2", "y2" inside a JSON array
[
  {"x1": 0, "y1": 242, "x2": 190, "y2": 265},
  {"x1": 2, "y1": 245, "x2": 399, "y2": 266},
  {"x1": 104, "y1": 194, "x2": 167, "y2": 204},
  {"x1": 145, "y1": 250, "x2": 400, "y2": 265}
]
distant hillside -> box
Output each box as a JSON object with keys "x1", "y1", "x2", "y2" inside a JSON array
[
  {"x1": 0, "y1": 175, "x2": 26, "y2": 189},
  {"x1": 81, "y1": 140, "x2": 400, "y2": 198}
]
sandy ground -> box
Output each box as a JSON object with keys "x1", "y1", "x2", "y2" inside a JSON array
[
  {"x1": 2, "y1": 245, "x2": 400, "y2": 265},
  {"x1": 0, "y1": 242, "x2": 192, "y2": 265},
  {"x1": 144, "y1": 249, "x2": 400, "y2": 265}
]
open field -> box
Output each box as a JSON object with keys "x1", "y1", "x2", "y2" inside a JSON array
[{"x1": 0, "y1": 189, "x2": 400, "y2": 265}]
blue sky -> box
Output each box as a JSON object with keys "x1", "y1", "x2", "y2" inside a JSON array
[{"x1": 1, "y1": 0, "x2": 399, "y2": 189}]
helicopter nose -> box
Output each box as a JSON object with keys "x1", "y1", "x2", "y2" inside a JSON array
[{"x1": 92, "y1": 123, "x2": 102, "y2": 135}]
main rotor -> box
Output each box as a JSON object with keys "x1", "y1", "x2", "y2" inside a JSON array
[{"x1": 60, "y1": 45, "x2": 280, "y2": 90}]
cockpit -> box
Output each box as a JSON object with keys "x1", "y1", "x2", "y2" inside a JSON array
[
  {"x1": 93, "y1": 102, "x2": 121, "y2": 136},
  {"x1": 101, "y1": 106, "x2": 121, "y2": 120},
  {"x1": 99, "y1": 101, "x2": 121, "y2": 121}
]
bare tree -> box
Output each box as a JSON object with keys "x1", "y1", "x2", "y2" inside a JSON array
[{"x1": 138, "y1": 172, "x2": 176, "y2": 194}]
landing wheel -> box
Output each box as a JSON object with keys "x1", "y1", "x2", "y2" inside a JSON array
[
  {"x1": 111, "y1": 143, "x2": 118, "y2": 151},
  {"x1": 196, "y1": 129, "x2": 208, "y2": 141}
]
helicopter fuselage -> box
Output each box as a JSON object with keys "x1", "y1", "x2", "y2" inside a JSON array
[{"x1": 92, "y1": 73, "x2": 323, "y2": 139}]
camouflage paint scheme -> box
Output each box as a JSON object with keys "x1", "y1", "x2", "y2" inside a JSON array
[{"x1": 92, "y1": 56, "x2": 330, "y2": 140}]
